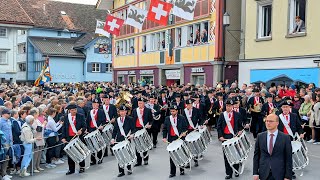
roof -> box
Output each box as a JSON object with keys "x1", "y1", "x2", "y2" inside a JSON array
[
  {"x1": 0, "y1": 0, "x2": 34, "y2": 25},
  {"x1": 96, "y1": 0, "x2": 114, "y2": 10},
  {"x1": 29, "y1": 37, "x2": 85, "y2": 58},
  {"x1": 74, "y1": 32, "x2": 96, "y2": 49},
  {"x1": 16, "y1": 0, "x2": 106, "y2": 32}
]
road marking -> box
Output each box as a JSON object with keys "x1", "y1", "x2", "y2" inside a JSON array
[{"x1": 308, "y1": 154, "x2": 320, "y2": 159}]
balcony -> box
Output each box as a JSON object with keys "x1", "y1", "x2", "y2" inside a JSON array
[
  {"x1": 17, "y1": 34, "x2": 27, "y2": 44},
  {"x1": 113, "y1": 54, "x2": 137, "y2": 68},
  {"x1": 16, "y1": 53, "x2": 26, "y2": 63},
  {"x1": 174, "y1": 43, "x2": 215, "y2": 63}
]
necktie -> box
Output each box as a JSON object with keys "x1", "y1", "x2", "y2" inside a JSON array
[
  {"x1": 140, "y1": 109, "x2": 143, "y2": 116},
  {"x1": 285, "y1": 115, "x2": 289, "y2": 122},
  {"x1": 121, "y1": 117, "x2": 124, "y2": 123},
  {"x1": 269, "y1": 134, "x2": 274, "y2": 154},
  {"x1": 228, "y1": 113, "x2": 231, "y2": 119},
  {"x1": 72, "y1": 116, "x2": 75, "y2": 123}
]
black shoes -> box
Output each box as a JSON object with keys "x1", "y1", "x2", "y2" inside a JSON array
[
  {"x1": 153, "y1": 144, "x2": 157, "y2": 148},
  {"x1": 66, "y1": 171, "x2": 75, "y2": 175},
  {"x1": 144, "y1": 161, "x2": 149, "y2": 165},
  {"x1": 127, "y1": 171, "x2": 132, "y2": 175},
  {"x1": 90, "y1": 162, "x2": 96, "y2": 166},
  {"x1": 169, "y1": 174, "x2": 176, "y2": 178},
  {"x1": 235, "y1": 173, "x2": 239, "y2": 177},
  {"x1": 79, "y1": 168, "x2": 85, "y2": 174},
  {"x1": 180, "y1": 171, "x2": 185, "y2": 175},
  {"x1": 195, "y1": 161, "x2": 199, "y2": 167},
  {"x1": 117, "y1": 172, "x2": 125, "y2": 177},
  {"x1": 292, "y1": 175, "x2": 296, "y2": 179},
  {"x1": 134, "y1": 163, "x2": 142, "y2": 167},
  {"x1": 98, "y1": 160, "x2": 103, "y2": 164},
  {"x1": 225, "y1": 175, "x2": 232, "y2": 179}
]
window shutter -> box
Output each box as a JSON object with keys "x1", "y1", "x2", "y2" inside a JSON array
[
  {"x1": 87, "y1": 63, "x2": 93, "y2": 72},
  {"x1": 175, "y1": 49, "x2": 181, "y2": 62},
  {"x1": 160, "y1": 51, "x2": 164, "y2": 64},
  {"x1": 101, "y1": 63, "x2": 106, "y2": 73}
]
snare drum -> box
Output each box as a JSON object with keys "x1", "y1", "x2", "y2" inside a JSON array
[
  {"x1": 112, "y1": 140, "x2": 136, "y2": 167},
  {"x1": 102, "y1": 124, "x2": 114, "y2": 146},
  {"x1": 199, "y1": 126, "x2": 212, "y2": 146},
  {"x1": 133, "y1": 129, "x2": 153, "y2": 153},
  {"x1": 185, "y1": 131, "x2": 207, "y2": 157},
  {"x1": 84, "y1": 130, "x2": 106, "y2": 153},
  {"x1": 167, "y1": 139, "x2": 192, "y2": 167},
  {"x1": 64, "y1": 138, "x2": 91, "y2": 164},
  {"x1": 292, "y1": 141, "x2": 309, "y2": 170},
  {"x1": 222, "y1": 137, "x2": 248, "y2": 165},
  {"x1": 238, "y1": 132, "x2": 252, "y2": 154}
]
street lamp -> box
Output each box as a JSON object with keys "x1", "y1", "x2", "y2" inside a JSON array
[{"x1": 223, "y1": 12, "x2": 230, "y2": 27}]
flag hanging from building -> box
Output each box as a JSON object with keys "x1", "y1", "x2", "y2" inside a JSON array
[
  {"x1": 125, "y1": 5, "x2": 148, "y2": 30},
  {"x1": 147, "y1": 0, "x2": 173, "y2": 26},
  {"x1": 104, "y1": 15, "x2": 125, "y2": 36},
  {"x1": 95, "y1": 20, "x2": 110, "y2": 37},
  {"x1": 172, "y1": 0, "x2": 197, "y2": 20},
  {"x1": 34, "y1": 57, "x2": 52, "y2": 87}
]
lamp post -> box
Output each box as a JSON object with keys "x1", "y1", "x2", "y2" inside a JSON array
[{"x1": 221, "y1": 9, "x2": 230, "y2": 82}]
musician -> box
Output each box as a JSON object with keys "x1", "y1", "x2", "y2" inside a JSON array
[
  {"x1": 110, "y1": 105, "x2": 135, "y2": 177},
  {"x1": 159, "y1": 90, "x2": 169, "y2": 123},
  {"x1": 182, "y1": 93, "x2": 190, "y2": 107},
  {"x1": 182, "y1": 99, "x2": 203, "y2": 167},
  {"x1": 205, "y1": 90, "x2": 216, "y2": 132},
  {"x1": 192, "y1": 94, "x2": 205, "y2": 120},
  {"x1": 174, "y1": 93, "x2": 184, "y2": 114},
  {"x1": 213, "y1": 92, "x2": 225, "y2": 132},
  {"x1": 162, "y1": 103, "x2": 188, "y2": 178},
  {"x1": 102, "y1": 94, "x2": 118, "y2": 156},
  {"x1": 248, "y1": 89, "x2": 264, "y2": 139},
  {"x1": 132, "y1": 97, "x2": 153, "y2": 166},
  {"x1": 61, "y1": 104, "x2": 87, "y2": 175},
  {"x1": 253, "y1": 114, "x2": 292, "y2": 180},
  {"x1": 261, "y1": 94, "x2": 276, "y2": 117},
  {"x1": 132, "y1": 91, "x2": 141, "y2": 110},
  {"x1": 217, "y1": 99, "x2": 244, "y2": 179},
  {"x1": 233, "y1": 96, "x2": 249, "y2": 130},
  {"x1": 146, "y1": 95, "x2": 161, "y2": 148},
  {"x1": 86, "y1": 98, "x2": 106, "y2": 165}
]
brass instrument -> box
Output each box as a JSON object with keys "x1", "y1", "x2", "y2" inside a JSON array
[
  {"x1": 145, "y1": 103, "x2": 161, "y2": 121},
  {"x1": 269, "y1": 107, "x2": 278, "y2": 114},
  {"x1": 115, "y1": 91, "x2": 133, "y2": 110},
  {"x1": 208, "y1": 104, "x2": 213, "y2": 115},
  {"x1": 251, "y1": 103, "x2": 262, "y2": 113},
  {"x1": 160, "y1": 104, "x2": 168, "y2": 111}
]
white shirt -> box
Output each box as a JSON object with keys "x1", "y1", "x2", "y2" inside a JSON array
[
  {"x1": 46, "y1": 116, "x2": 62, "y2": 137},
  {"x1": 267, "y1": 130, "x2": 278, "y2": 154}
]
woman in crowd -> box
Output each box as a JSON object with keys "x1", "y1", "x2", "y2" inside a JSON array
[
  {"x1": 299, "y1": 95, "x2": 312, "y2": 119},
  {"x1": 308, "y1": 94, "x2": 320, "y2": 144},
  {"x1": 45, "y1": 108, "x2": 63, "y2": 168},
  {"x1": 20, "y1": 115, "x2": 42, "y2": 177},
  {"x1": 30, "y1": 108, "x2": 46, "y2": 173},
  {"x1": 293, "y1": 94, "x2": 302, "y2": 110}
]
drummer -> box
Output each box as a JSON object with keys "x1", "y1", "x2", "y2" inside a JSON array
[
  {"x1": 61, "y1": 104, "x2": 87, "y2": 175},
  {"x1": 132, "y1": 97, "x2": 153, "y2": 166},
  {"x1": 86, "y1": 98, "x2": 106, "y2": 165},
  {"x1": 110, "y1": 105, "x2": 135, "y2": 177},
  {"x1": 217, "y1": 99, "x2": 244, "y2": 179},
  {"x1": 162, "y1": 103, "x2": 188, "y2": 178},
  {"x1": 182, "y1": 98, "x2": 204, "y2": 167}
]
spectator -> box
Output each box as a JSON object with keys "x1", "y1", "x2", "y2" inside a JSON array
[
  {"x1": 309, "y1": 94, "x2": 320, "y2": 144},
  {"x1": 162, "y1": 40, "x2": 165, "y2": 49},
  {"x1": 20, "y1": 115, "x2": 42, "y2": 177},
  {"x1": 292, "y1": 95, "x2": 302, "y2": 110},
  {"x1": 0, "y1": 109, "x2": 13, "y2": 180},
  {"x1": 201, "y1": 29, "x2": 208, "y2": 43},
  {"x1": 10, "y1": 110, "x2": 22, "y2": 175},
  {"x1": 193, "y1": 30, "x2": 201, "y2": 44},
  {"x1": 3, "y1": 102, "x2": 12, "y2": 110},
  {"x1": 299, "y1": 95, "x2": 312, "y2": 118},
  {"x1": 292, "y1": 16, "x2": 305, "y2": 33},
  {"x1": 0, "y1": 89, "x2": 5, "y2": 106},
  {"x1": 130, "y1": 46, "x2": 134, "y2": 54},
  {"x1": 278, "y1": 84, "x2": 296, "y2": 99}
]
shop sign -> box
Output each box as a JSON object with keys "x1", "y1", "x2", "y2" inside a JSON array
[
  {"x1": 52, "y1": 73, "x2": 76, "y2": 79},
  {"x1": 191, "y1": 67, "x2": 204, "y2": 73},
  {"x1": 117, "y1": 71, "x2": 128, "y2": 75},
  {"x1": 165, "y1": 70, "x2": 180, "y2": 79},
  {"x1": 140, "y1": 70, "x2": 154, "y2": 74},
  {"x1": 129, "y1": 71, "x2": 135, "y2": 75}
]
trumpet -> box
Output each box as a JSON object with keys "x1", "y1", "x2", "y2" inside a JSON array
[
  {"x1": 160, "y1": 104, "x2": 168, "y2": 110},
  {"x1": 208, "y1": 104, "x2": 213, "y2": 115}
]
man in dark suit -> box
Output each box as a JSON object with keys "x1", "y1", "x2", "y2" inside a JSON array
[
  {"x1": 61, "y1": 104, "x2": 87, "y2": 175},
  {"x1": 233, "y1": 96, "x2": 250, "y2": 130},
  {"x1": 132, "y1": 97, "x2": 153, "y2": 166},
  {"x1": 162, "y1": 103, "x2": 188, "y2": 178},
  {"x1": 86, "y1": 98, "x2": 106, "y2": 165},
  {"x1": 192, "y1": 94, "x2": 205, "y2": 120},
  {"x1": 173, "y1": 93, "x2": 184, "y2": 115},
  {"x1": 22, "y1": 91, "x2": 33, "y2": 104},
  {"x1": 0, "y1": 89, "x2": 5, "y2": 106},
  {"x1": 111, "y1": 105, "x2": 136, "y2": 177},
  {"x1": 248, "y1": 89, "x2": 264, "y2": 139},
  {"x1": 217, "y1": 99, "x2": 243, "y2": 179},
  {"x1": 146, "y1": 95, "x2": 161, "y2": 148},
  {"x1": 253, "y1": 114, "x2": 292, "y2": 180},
  {"x1": 158, "y1": 90, "x2": 169, "y2": 124}
]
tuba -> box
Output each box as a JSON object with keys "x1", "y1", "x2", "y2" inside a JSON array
[{"x1": 115, "y1": 91, "x2": 133, "y2": 110}]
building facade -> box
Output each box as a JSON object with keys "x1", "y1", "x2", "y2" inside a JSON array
[
  {"x1": 97, "y1": 0, "x2": 241, "y2": 86},
  {"x1": 239, "y1": 0, "x2": 320, "y2": 87}
]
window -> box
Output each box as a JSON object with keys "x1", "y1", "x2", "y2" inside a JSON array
[
  {"x1": 0, "y1": 51, "x2": 7, "y2": 64},
  {"x1": 116, "y1": 38, "x2": 135, "y2": 55},
  {"x1": 106, "y1": 63, "x2": 112, "y2": 72},
  {"x1": 289, "y1": 0, "x2": 306, "y2": 34},
  {"x1": 142, "y1": 36, "x2": 146, "y2": 52},
  {"x1": 176, "y1": 28, "x2": 182, "y2": 47},
  {"x1": 175, "y1": 21, "x2": 210, "y2": 47},
  {"x1": 92, "y1": 63, "x2": 100, "y2": 72},
  {"x1": 18, "y1": 30, "x2": 26, "y2": 35},
  {"x1": 258, "y1": 2, "x2": 272, "y2": 38},
  {"x1": 192, "y1": 75, "x2": 205, "y2": 85},
  {"x1": 18, "y1": 43, "x2": 26, "y2": 54},
  {"x1": 0, "y1": 28, "x2": 7, "y2": 37},
  {"x1": 18, "y1": 63, "x2": 26, "y2": 72},
  {"x1": 57, "y1": 31, "x2": 62, "y2": 36},
  {"x1": 35, "y1": 61, "x2": 44, "y2": 72}
]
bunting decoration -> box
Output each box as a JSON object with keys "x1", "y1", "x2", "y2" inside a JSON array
[
  {"x1": 104, "y1": 15, "x2": 125, "y2": 36},
  {"x1": 125, "y1": 5, "x2": 148, "y2": 30},
  {"x1": 172, "y1": 0, "x2": 197, "y2": 21},
  {"x1": 95, "y1": 20, "x2": 110, "y2": 37},
  {"x1": 147, "y1": 0, "x2": 173, "y2": 26}
]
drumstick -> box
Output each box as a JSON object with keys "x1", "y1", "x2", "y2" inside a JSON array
[
  {"x1": 69, "y1": 128, "x2": 82, "y2": 142},
  {"x1": 178, "y1": 131, "x2": 188, "y2": 140},
  {"x1": 235, "y1": 129, "x2": 245, "y2": 138}
]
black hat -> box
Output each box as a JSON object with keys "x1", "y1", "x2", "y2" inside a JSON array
[
  {"x1": 193, "y1": 88, "x2": 199, "y2": 91},
  {"x1": 92, "y1": 98, "x2": 100, "y2": 103},
  {"x1": 207, "y1": 90, "x2": 213, "y2": 94},
  {"x1": 0, "y1": 89, "x2": 4, "y2": 93},
  {"x1": 225, "y1": 99, "x2": 234, "y2": 105},
  {"x1": 119, "y1": 104, "x2": 129, "y2": 111},
  {"x1": 138, "y1": 90, "x2": 143, "y2": 94},
  {"x1": 138, "y1": 97, "x2": 147, "y2": 102},
  {"x1": 1, "y1": 108, "x2": 10, "y2": 115},
  {"x1": 175, "y1": 93, "x2": 181, "y2": 98},
  {"x1": 233, "y1": 96, "x2": 241, "y2": 102},
  {"x1": 185, "y1": 99, "x2": 194, "y2": 105},
  {"x1": 281, "y1": 100, "x2": 293, "y2": 107},
  {"x1": 192, "y1": 94, "x2": 200, "y2": 99},
  {"x1": 103, "y1": 94, "x2": 110, "y2": 99},
  {"x1": 183, "y1": 93, "x2": 189, "y2": 97},
  {"x1": 169, "y1": 103, "x2": 179, "y2": 110},
  {"x1": 283, "y1": 96, "x2": 293, "y2": 101},
  {"x1": 66, "y1": 104, "x2": 77, "y2": 110},
  {"x1": 252, "y1": 89, "x2": 260, "y2": 93},
  {"x1": 266, "y1": 94, "x2": 273, "y2": 98},
  {"x1": 160, "y1": 90, "x2": 166, "y2": 94},
  {"x1": 216, "y1": 92, "x2": 223, "y2": 97}
]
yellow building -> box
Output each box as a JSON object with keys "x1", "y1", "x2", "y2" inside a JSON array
[{"x1": 239, "y1": 0, "x2": 320, "y2": 87}]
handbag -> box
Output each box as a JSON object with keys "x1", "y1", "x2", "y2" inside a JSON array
[{"x1": 36, "y1": 126, "x2": 43, "y2": 132}]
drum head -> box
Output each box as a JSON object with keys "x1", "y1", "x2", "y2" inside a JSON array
[
  {"x1": 134, "y1": 129, "x2": 146, "y2": 137},
  {"x1": 167, "y1": 139, "x2": 183, "y2": 151},
  {"x1": 222, "y1": 137, "x2": 239, "y2": 146},
  {"x1": 64, "y1": 138, "x2": 79, "y2": 149},
  {"x1": 103, "y1": 124, "x2": 113, "y2": 132},
  {"x1": 291, "y1": 141, "x2": 302, "y2": 153},
  {"x1": 199, "y1": 126, "x2": 207, "y2": 133},
  {"x1": 113, "y1": 140, "x2": 129, "y2": 150},
  {"x1": 186, "y1": 131, "x2": 201, "y2": 141}
]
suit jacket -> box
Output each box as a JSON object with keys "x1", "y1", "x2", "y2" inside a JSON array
[
  {"x1": 61, "y1": 113, "x2": 87, "y2": 141},
  {"x1": 132, "y1": 107, "x2": 153, "y2": 129},
  {"x1": 253, "y1": 131, "x2": 292, "y2": 180},
  {"x1": 102, "y1": 104, "x2": 118, "y2": 122},
  {"x1": 193, "y1": 103, "x2": 206, "y2": 120},
  {"x1": 86, "y1": 109, "x2": 106, "y2": 132},
  {"x1": 162, "y1": 114, "x2": 188, "y2": 142},
  {"x1": 174, "y1": 100, "x2": 185, "y2": 115},
  {"x1": 277, "y1": 113, "x2": 303, "y2": 136},
  {"x1": 205, "y1": 97, "x2": 216, "y2": 112},
  {"x1": 261, "y1": 102, "x2": 276, "y2": 117},
  {"x1": 0, "y1": 97, "x2": 4, "y2": 106},
  {"x1": 112, "y1": 116, "x2": 136, "y2": 142},
  {"x1": 235, "y1": 107, "x2": 248, "y2": 126},
  {"x1": 182, "y1": 107, "x2": 203, "y2": 128},
  {"x1": 131, "y1": 97, "x2": 139, "y2": 110},
  {"x1": 217, "y1": 111, "x2": 243, "y2": 138},
  {"x1": 213, "y1": 100, "x2": 226, "y2": 115}
]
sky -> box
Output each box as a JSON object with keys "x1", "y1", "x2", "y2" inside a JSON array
[{"x1": 51, "y1": 0, "x2": 98, "y2": 5}]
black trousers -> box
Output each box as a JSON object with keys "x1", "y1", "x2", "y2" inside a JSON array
[
  {"x1": 68, "y1": 155, "x2": 85, "y2": 172},
  {"x1": 118, "y1": 164, "x2": 131, "y2": 173},
  {"x1": 266, "y1": 171, "x2": 276, "y2": 180},
  {"x1": 148, "y1": 130, "x2": 158, "y2": 145},
  {"x1": 170, "y1": 157, "x2": 184, "y2": 175},
  {"x1": 251, "y1": 112, "x2": 263, "y2": 138},
  {"x1": 136, "y1": 151, "x2": 149, "y2": 164},
  {"x1": 91, "y1": 150, "x2": 103, "y2": 164},
  {"x1": 46, "y1": 136, "x2": 57, "y2": 163},
  {"x1": 223, "y1": 134, "x2": 239, "y2": 176}
]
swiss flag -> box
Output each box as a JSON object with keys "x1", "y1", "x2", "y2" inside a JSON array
[
  {"x1": 104, "y1": 15, "x2": 124, "y2": 36},
  {"x1": 147, "y1": 0, "x2": 173, "y2": 26}
]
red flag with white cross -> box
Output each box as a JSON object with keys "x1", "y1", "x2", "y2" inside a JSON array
[
  {"x1": 103, "y1": 15, "x2": 124, "y2": 36},
  {"x1": 147, "y1": 0, "x2": 173, "y2": 26}
]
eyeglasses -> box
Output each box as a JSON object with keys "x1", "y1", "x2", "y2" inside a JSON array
[{"x1": 265, "y1": 120, "x2": 277, "y2": 123}]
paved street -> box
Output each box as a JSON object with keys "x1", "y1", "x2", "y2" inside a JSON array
[{"x1": 17, "y1": 131, "x2": 320, "y2": 180}]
